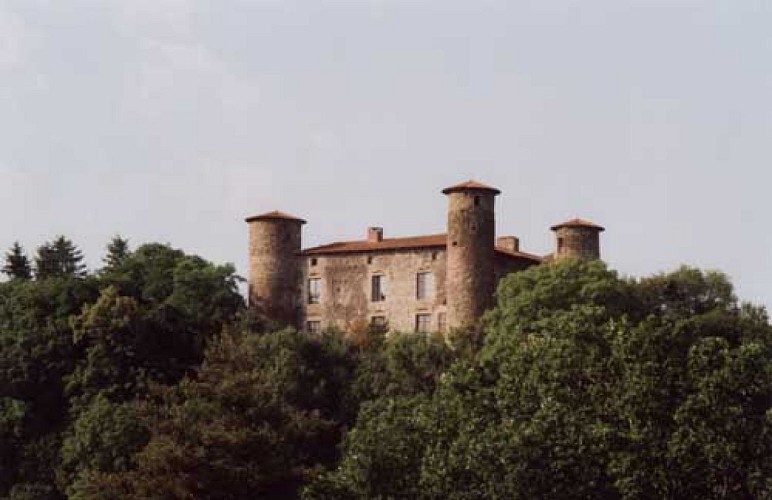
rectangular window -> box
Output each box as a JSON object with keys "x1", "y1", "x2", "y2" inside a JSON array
[
  {"x1": 415, "y1": 313, "x2": 431, "y2": 333},
  {"x1": 371, "y1": 275, "x2": 386, "y2": 302},
  {"x1": 438, "y1": 312, "x2": 447, "y2": 332},
  {"x1": 308, "y1": 278, "x2": 321, "y2": 304},
  {"x1": 370, "y1": 316, "x2": 388, "y2": 333},
  {"x1": 416, "y1": 272, "x2": 434, "y2": 300},
  {"x1": 307, "y1": 320, "x2": 321, "y2": 334}
]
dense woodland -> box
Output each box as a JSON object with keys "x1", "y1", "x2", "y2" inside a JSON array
[{"x1": 0, "y1": 237, "x2": 770, "y2": 499}]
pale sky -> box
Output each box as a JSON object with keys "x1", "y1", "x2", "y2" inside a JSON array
[{"x1": 1, "y1": 1, "x2": 770, "y2": 308}]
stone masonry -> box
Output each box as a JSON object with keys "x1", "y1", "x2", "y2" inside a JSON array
[{"x1": 246, "y1": 181, "x2": 604, "y2": 333}]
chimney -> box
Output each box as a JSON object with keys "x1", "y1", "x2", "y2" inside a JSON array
[
  {"x1": 367, "y1": 227, "x2": 384, "y2": 242},
  {"x1": 496, "y1": 236, "x2": 520, "y2": 253}
]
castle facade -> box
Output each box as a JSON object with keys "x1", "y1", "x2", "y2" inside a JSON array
[{"x1": 246, "y1": 180, "x2": 604, "y2": 333}]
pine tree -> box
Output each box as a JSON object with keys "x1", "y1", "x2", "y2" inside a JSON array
[
  {"x1": 2, "y1": 241, "x2": 32, "y2": 280},
  {"x1": 103, "y1": 235, "x2": 130, "y2": 270},
  {"x1": 35, "y1": 236, "x2": 87, "y2": 279}
]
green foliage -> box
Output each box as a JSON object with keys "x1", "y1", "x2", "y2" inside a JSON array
[
  {"x1": 0, "y1": 398, "x2": 27, "y2": 492},
  {"x1": 311, "y1": 261, "x2": 772, "y2": 499},
  {"x1": 2, "y1": 242, "x2": 32, "y2": 281},
  {"x1": 75, "y1": 329, "x2": 355, "y2": 499},
  {"x1": 2, "y1": 235, "x2": 770, "y2": 499},
  {"x1": 57, "y1": 395, "x2": 149, "y2": 497},
  {"x1": 102, "y1": 236, "x2": 130, "y2": 271},
  {"x1": 66, "y1": 287, "x2": 151, "y2": 407},
  {"x1": 0, "y1": 237, "x2": 246, "y2": 498},
  {"x1": 351, "y1": 332, "x2": 456, "y2": 403},
  {"x1": 98, "y1": 243, "x2": 245, "y2": 380},
  {"x1": 34, "y1": 236, "x2": 87, "y2": 280},
  {"x1": 305, "y1": 396, "x2": 432, "y2": 500}
]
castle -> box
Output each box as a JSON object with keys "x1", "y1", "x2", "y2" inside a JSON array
[{"x1": 246, "y1": 180, "x2": 604, "y2": 333}]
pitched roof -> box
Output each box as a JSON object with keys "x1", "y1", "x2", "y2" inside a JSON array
[
  {"x1": 245, "y1": 210, "x2": 306, "y2": 224},
  {"x1": 495, "y1": 247, "x2": 544, "y2": 263},
  {"x1": 303, "y1": 234, "x2": 446, "y2": 255},
  {"x1": 441, "y1": 180, "x2": 501, "y2": 195},
  {"x1": 550, "y1": 218, "x2": 604, "y2": 232},
  {"x1": 302, "y1": 233, "x2": 542, "y2": 263}
]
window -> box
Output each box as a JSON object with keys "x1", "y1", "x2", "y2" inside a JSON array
[
  {"x1": 371, "y1": 275, "x2": 386, "y2": 302},
  {"x1": 438, "y1": 312, "x2": 447, "y2": 332},
  {"x1": 310, "y1": 258, "x2": 318, "y2": 266},
  {"x1": 474, "y1": 195, "x2": 480, "y2": 206},
  {"x1": 557, "y1": 237, "x2": 565, "y2": 253},
  {"x1": 416, "y1": 272, "x2": 434, "y2": 300},
  {"x1": 370, "y1": 316, "x2": 388, "y2": 334},
  {"x1": 308, "y1": 278, "x2": 321, "y2": 304},
  {"x1": 415, "y1": 314, "x2": 432, "y2": 333},
  {"x1": 307, "y1": 320, "x2": 321, "y2": 334}
]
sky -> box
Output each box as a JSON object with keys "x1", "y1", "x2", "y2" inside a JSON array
[{"x1": 0, "y1": 0, "x2": 770, "y2": 308}]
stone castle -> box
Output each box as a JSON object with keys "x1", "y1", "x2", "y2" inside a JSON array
[{"x1": 246, "y1": 180, "x2": 604, "y2": 333}]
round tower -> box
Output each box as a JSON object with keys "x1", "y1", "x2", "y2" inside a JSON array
[
  {"x1": 550, "y1": 218, "x2": 604, "y2": 261},
  {"x1": 245, "y1": 210, "x2": 306, "y2": 327},
  {"x1": 443, "y1": 180, "x2": 500, "y2": 330}
]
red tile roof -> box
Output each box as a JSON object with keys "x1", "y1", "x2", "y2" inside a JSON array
[
  {"x1": 303, "y1": 234, "x2": 446, "y2": 255},
  {"x1": 496, "y1": 247, "x2": 544, "y2": 263},
  {"x1": 550, "y1": 218, "x2": 604, "y2": 232},
  {"x1": 245, "y1": 210, "x2": 306, "y2": 224},
  {"x1": 442, "y1": 180, "x2": 501, "y2": 195},
  {"x1": 302, "y1": 233, "x2": 542, "y2": 263}
]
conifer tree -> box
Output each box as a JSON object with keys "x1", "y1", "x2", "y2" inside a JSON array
[
  {"x1": 2, "y1": 241, "x2": 32, "y2": 280},
  {"x1": 34, "y1": 236, "x2": 87, "y2": 279},
  {"x1": 103, "y1": 235, "x2": 130, "y2": 270}
]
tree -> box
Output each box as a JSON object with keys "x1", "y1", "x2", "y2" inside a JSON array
[
  {"x1": 99, "y1": 244, "x2": 245, "y2": 375},
  {"x1": 34, "y1": 236, "x2": 87, "y2": 279},
  {"x1": 65, "y1": 287, "x2": 153, "y2": 407},
  {"x1": 57, "y1": 395, "x2": 149, "y2": 497},
  {"x1": 0, "y1": 276, "x2": 100, "y2": 497},
  {"x1": 102, "y1": 235, "x2": 130, "y2": 271},
  {"x1": 2, "y1": 242, "x2": 32, "y2": 281},
  {"x1": 308, "y1": 261, "x2": 772, "y2": 499},
  {"x1": 78, "y1": 329, "x2": 356, "y2": 499},
  {"x1": 0, "y1": 242, "x2": 246, "y2": 498}
]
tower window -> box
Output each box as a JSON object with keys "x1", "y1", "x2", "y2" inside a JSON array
[
  {"x1": 308, "y1": 278, "x2": 321, "y2": 304},
  {"x1": 415, "y1": 314, "x2": 432, "y2": 333},
  {"x1": 371, "y1": 275, "x2": 386, "y2": 302},
  {"x1": 416, "y1": 272, "x2": 434, "y2": 300},
  {"x1": 474, "y1": 196, "x2": 480, "y2": 206},
  {"x1": 557, "y1": 237, "x2": 565, "y2": 253}
]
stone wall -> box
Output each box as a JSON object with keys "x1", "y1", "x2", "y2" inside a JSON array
[
  {"x1": 494, "y1": 253, "x2": 537, "y2": 285},
  {"x1": 554, "y1": 227, "x2": 601, "y2": 260},
  {"x1": 248, "y1": 219, "x2": 304, "y2": 327},
  {"x1": 302, "y1": 249, "x2": 448, "y2": 333},
  {"x1": 445, "y1": 191, "x2": 496, "y2": 328}
]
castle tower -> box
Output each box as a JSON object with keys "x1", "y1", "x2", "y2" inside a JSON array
[
  {"x1": 245, "y1": 210, "x2": 306, "y2": 327},
  {"x1": 443, "y1": 180, "x2": 500, "y2": 329},
  {"x1": 550, "y1": 218, "x2": 604, "y2": 261}
]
